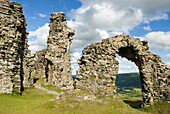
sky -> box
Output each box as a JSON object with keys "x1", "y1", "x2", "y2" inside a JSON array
[{"x1": 14, "y1": 0, "x2": 170, "y2": 75}]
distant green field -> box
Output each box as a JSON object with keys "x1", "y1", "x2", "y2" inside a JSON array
[{"x1": 115, "y1": 73, "x2": 142, "y2": 99}]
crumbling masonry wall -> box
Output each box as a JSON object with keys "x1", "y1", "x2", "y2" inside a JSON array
[
  {"x1": 75, "y1": 34, "x2": 170, "y2": 107},
  {"x1": 45, "y1": 12, "x2": 74, "y2": 89},
  {"x1": 23, "y1": 49, "x2": 47, "y2": 87},
  {"x1": 0, "y1": 0, "x2": 29, "y2": 93},
  {"x1": 23, "y1": 12, "x2": 75, "y2": 89}
]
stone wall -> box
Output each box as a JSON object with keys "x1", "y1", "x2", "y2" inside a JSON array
[
  {"x1": 0, "y1": 0, "x2": 29, "y2": 93},
  {"x1": 23, "y1": 12, "x2": 75, "y2": 89},
  {"x1": 45, "y1": 12, "x2": 74, "y2": 89},
  {"x1": 75, "y1": 34, "x2": 170, "y2": 107},
  {"x1": 23, "y1": 49, "x2": 47, "y2": 87}
]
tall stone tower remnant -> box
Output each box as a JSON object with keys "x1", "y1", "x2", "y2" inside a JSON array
[
  {"x1": 0, "y1": 0, "x2": 29, "y2": 93},
  {"x1": 45, "y1": 12, "x2": 75, "y2": 89}
]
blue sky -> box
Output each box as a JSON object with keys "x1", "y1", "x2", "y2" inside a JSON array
[{"x1": 14, "y1": 0, "x2": 170, "y2": 74}]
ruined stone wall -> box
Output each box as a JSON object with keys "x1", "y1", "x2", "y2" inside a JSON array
[
  {"x1": 45, "y1": 12, "x2": 75, "y2": 89},
  {"x1": 75, "y1": 34, "x2": 170, "y2": 107},
  {"x1": 23, "y1": 12, "x2": 75, "y2": 89},
  {"x1": 23, "y1": 49, "x2": 47, "y2": 87},
  {"x1": 0, "y1": 0, "x2": 29, "y2": 93}
]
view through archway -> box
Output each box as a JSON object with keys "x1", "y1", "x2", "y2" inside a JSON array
[{"x1": 115, "y1": 55, "x2": 142, "y2": 108}]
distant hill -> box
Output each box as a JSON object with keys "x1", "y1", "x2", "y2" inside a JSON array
[
  {"x1": 72, "y1": 73, "x2": 141, "y2": 88},
  {"x1": 116, "y1": 73, "x2": 141, "y2": 88}
]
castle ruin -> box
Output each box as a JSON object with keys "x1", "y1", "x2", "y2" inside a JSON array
[
  {"x1": 0, "y1": 0, "x2": 169, "y2": 107},
  {"x1": 74, "y1": 34, "x2": 170, "y2": 107}
]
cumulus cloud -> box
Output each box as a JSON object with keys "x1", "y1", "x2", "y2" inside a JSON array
[
  {"x1": 116, "y1": 56, "x2": 139, "y2": 74},
  {"x1": 28, "y1": 23, "x2": 49, "y2": 52},
  {"x1": 70, "y1": 52, "x2": 82, "y2": 74},
  {"x1": 143, "y1": 26, "x2": 152, "y2": 31},
  {"x1": 68, "y1": 0, "x2": 170, "y2": 53},
  {"x1": 38, "y1": 13, "x2": 47, "y2": 18},
  {"x1": 143, "y1": 31, "x2": 170, "y2": 51}
]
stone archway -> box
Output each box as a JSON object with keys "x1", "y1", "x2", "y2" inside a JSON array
[{"x1": 75, "y1": 34, "x2": 170, "y2": 107}]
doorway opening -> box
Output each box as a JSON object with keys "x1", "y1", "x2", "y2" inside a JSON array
[{"x1": 115, "y1": 55, "x2": 142, "y2": 108}]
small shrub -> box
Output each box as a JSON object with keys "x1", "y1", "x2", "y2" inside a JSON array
[{"x1": 89, "y1": 75, "x2": 96, "y2": 80}]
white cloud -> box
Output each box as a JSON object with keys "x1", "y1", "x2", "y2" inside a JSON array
[
  {"x1": 167, "y1": 63, "x2": 170, "y2": 66},
  {"x1": 28, "y1": 23, "x2": 50, "y2": 52},
  {"x1": 149, "y1": 13, "x2": 169, "y2": 21},
  {"x1": 163, "y1": 54, "x2": 170, "y2": 59},
  {"x1": 38, "y1": 13, "x2": 47, "y2": 18},
  {"x1": 29, "y1": 16, "x2": 37, "y2": 20},
  {"x1": 143, "y1": 26, "x2": 152, "y2": 31},
  {"x1": 68, "y1": 0, "x2": 144, "y2": 54},
  {"x1": 117, "y1": 56, "x2": 139, "y2": 74},
  {"x1": 68, "y1": 0, "x2": 170, "y2": 53},
  {"x1": 143, "y1": 31, "x2": 170, "y2": 51},
  {"x1": 70, "y1": 52, "x2": 82, "y2": 75}
]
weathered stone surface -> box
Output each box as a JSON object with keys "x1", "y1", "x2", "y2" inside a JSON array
[
  {"x1": 0, "y1": 0, "x2": 29, "y2": 93},
  {"x1": 23, "y1": 12, "x2": 75, "y2": 90},
  {"x1": 45, "y1": 12, "x2": 74, "y2": 89},
  {"x1": 75, "y1": 34, "x2": 170, "y2": 107},
  {"x1": 23, "y1": 49, "x2": 47, "y2": 87}
]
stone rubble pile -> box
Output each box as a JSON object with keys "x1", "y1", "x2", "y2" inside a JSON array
[{"x1": 75, "y1": 34, "x2": 170, "y2": 107}]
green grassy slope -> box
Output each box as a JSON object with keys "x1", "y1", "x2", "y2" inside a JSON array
[
  {"x1": 0, "y1": 73, "x2": 169, "y2": 114},
  {"x1": 0, "y1": 87, "x2": 145, "y2": 114},
  {"x1": 0, "y1": 87, "x2": 169, "y2": 114}
]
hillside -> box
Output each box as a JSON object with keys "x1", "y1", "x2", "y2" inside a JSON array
[{"x1": 116, "y1": 73, "x2": 141, "y2": 88}]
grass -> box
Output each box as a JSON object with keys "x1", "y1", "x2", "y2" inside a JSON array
[
  {"x1": 41, "y1": 84, "x2": 66, "y2": 93},
  {"x1": 89, "y1": 75, "x2": 96, "y2": 80},
  {"x1": 117, "y1": 87, "x2": 142, "y2": 109},
  {"x1": 44, "y1": 90, "x2": 146, "y2": 114},
  {"x1": 141, "y1": 102, "x2": 170, "y2": 114},
  {"x1": 0, "y1": 87, "x2": 169, "y2": 114},
  {"x1": 117, "y1": 87, "x2": 142, "y2": 98},
  {"x1": 0, "y1": 87, "x2": 55, "y2": 114}
]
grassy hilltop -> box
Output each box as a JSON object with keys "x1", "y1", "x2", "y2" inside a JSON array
[{"x1": 0, "y1": 73, "x2": 169, "y2": 114}]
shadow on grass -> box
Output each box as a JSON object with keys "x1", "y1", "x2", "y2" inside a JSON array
[{"x1": 123, "y1": 100, "x2": 142, "y2": 109}]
